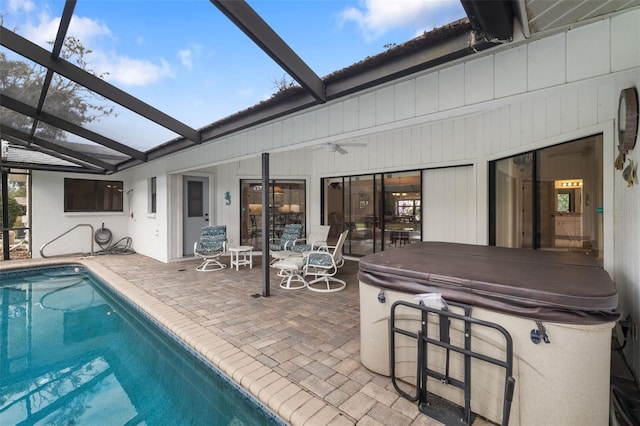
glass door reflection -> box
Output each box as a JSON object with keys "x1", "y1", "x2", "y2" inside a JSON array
[{"x1": 347, "y1": 175, "x2": 376, "y2": 256}]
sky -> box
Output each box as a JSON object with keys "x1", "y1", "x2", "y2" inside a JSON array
[{"x1": 2, "y1": 0, "x2": 466, "y2": 150}]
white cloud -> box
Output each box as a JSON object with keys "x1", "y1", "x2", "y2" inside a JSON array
[
  {"x1": 178, "y1": 49, "x2": 193, "y2": 71},
  {"x1": 339, "y1": 0, "x2": 461, "y2": 41},
  {"x1": 177, "y1": 44, "x2": 204, "y2": 71},
  {"x1": 6, "y1": 0, "x2": 35, "y2": 14},
  {"x1": 99, "y1": 56, "x2": 174, "y2": 86},
  {"x1": 22, "y1": 12, "x2": 111, "y2": 49},
  {"x1": 15, "y1": 8, "x2": 174, "y2": 87},
  {"x1": 68, "y1": 15, "x2": 112, "y2": 43}
]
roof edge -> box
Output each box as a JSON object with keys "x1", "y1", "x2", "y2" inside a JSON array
[{"x1": 125, "y1": 20, "x2": 482, "y2": 171}]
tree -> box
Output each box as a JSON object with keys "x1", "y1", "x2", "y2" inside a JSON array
[
  {"x1": 270, "y1": 74, "x2": 297, "y2": 93},
  {"x1": 0, "y1": 196, "x2": 22, "y2": 228},
  {"x1": 8, "y1": 179, "x2": 26, "y2": 197},
  {"x1": 0, "y1": 36, "x2": 114, "y2": 141}
]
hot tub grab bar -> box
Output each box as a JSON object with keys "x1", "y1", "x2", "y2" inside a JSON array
[{"x1": 390, "y1": 300, "x2": 515, "y2": 426}]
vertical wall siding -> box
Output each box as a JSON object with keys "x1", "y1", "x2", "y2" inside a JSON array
[{"x1": 423, "y1": 166, "x2": 476, "y2": 244}]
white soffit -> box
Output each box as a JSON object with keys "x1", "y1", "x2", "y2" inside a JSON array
[{"x1": 525, "y1": 0, "x2": 640, "y2": 34}]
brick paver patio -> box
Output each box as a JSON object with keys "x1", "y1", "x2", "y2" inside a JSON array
[{"x1": 2, "y1": 253, "x2": 488, "y2": 426}]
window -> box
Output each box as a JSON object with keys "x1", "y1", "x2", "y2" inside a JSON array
[
  {"x1": 64, "y1": 179, "x2": 123, "y2": 212},
  {"x1": 397, "y1": 199, "x2": 420, "y2": 217},
  {"x1": 187, "y1": 180, "x2": 203, "y2": 217},
  {"x1": 557, "y1": 193, "x2": 570, "y2": 213},
  {"x1": 149, "y1": 177, "x2": 157, "y2": 213}
]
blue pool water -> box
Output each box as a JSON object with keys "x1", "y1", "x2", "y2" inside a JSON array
[{"x1": 0, "y1": 265, "x2": 282, "y2": 425}]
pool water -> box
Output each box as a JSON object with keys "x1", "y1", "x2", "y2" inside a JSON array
[{"x1": 0, "y1": 265, "x2": 282, "y2": 425}]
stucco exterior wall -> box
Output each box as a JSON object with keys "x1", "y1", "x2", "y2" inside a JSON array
[{"x1": 31, "y1": 171, "x2": 130, "y2": 258}]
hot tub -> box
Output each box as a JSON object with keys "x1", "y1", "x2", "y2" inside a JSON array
[{"x1": 359, "y1": 242, "x2": 619, "y2": 426}]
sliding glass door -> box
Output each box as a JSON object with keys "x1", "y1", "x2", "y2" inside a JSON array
[
  {"x1": 490, "y1": 135, "x2": 603, "y2": 263},
  {"x1": 240, "y1": 180, "x2": 306, "y2": 249},
  {"x1": 322, "y1": 171, "x2": 421, "y2": 256},
  {"x1": 383, "y1": 172, "x2": 422, "y2": 249},
  {"x1": 346, "y1": 175, "x2": 377, "y2": 256}
]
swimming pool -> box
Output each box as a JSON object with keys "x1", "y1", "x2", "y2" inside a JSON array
[{"x1": 0, "y1": 264, "x2": 283, "y2": 425}]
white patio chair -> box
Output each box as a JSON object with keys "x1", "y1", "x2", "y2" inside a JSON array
[
  {"x1": 290, "y1": 225, "x2": 330, "y2": 254},
  {"x1": 269, "y1": 223, "x2": 304, "y2": 263},
  {"x1": 302, "y1": 230, "x2": 349, "y2": 293}
]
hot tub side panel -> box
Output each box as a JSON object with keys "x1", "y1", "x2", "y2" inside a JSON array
[{"x1": 359, "y1": 282, "x2": 614, "y2": 426}]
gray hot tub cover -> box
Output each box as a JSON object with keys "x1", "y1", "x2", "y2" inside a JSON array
[{"x1": 358, "y1": 242, "x2": 619, "y2": 324}]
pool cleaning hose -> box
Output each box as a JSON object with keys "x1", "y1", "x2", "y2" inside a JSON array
[{"x1": 94, "y1": 223, "x2": 135, "y2": 255}]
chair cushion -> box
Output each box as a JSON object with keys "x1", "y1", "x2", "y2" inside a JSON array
[
  {"x1": 273, "y1": 224, "x2": 304, "y2": 250},
  {"x1": 290, "y1": 244, "x2": 310, "y2": 253},
  {"x1": 270, "y1": 243, "x2": 284, "y2": 251},
  {"x1": 196, "y1": 225, "x2": 226, "y2": 254},
  {"x1": 272, "y1": 257, "x2": 304, "y2": 271},
  {"x1": 201, "y1": 225, "x2": 226, "y2": 237},
  {"x1": 306, "y1": 252, "x2": 333, "y2": 267},
  {"x1": 196, "y1": 236, "x2": 223, "y2": 254}
]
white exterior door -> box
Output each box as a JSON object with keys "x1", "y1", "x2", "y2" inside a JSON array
[{"x1": 183, "y1": 176, "x2": 209, "y2": 256}]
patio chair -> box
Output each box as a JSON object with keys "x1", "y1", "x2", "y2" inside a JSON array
[
  {"x1": 302, "y1": 230, "x2": 349, "y2": 292},
  {"x1": 269, "y1": 223, "x2": 304, "y2": 262},
  {"x1": 194, "y1": 225, "x2": 227, "y2": 271},
  {"x1": 290, "y1": 225, "x2": 330, "y2": 254}
]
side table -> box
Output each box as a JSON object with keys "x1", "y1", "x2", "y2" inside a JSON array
[{"x1": 228, "y1": 245, "x2": 253, "y2": 271}]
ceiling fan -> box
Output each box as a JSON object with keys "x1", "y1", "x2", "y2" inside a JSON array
[{"x1": 313, "y1": 142, "x2": 367, "y2": 155}]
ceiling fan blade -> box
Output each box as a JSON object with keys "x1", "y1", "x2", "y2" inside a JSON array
[{"x1": 335, "y1": 145, "x2": 348, "y2": 155}]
